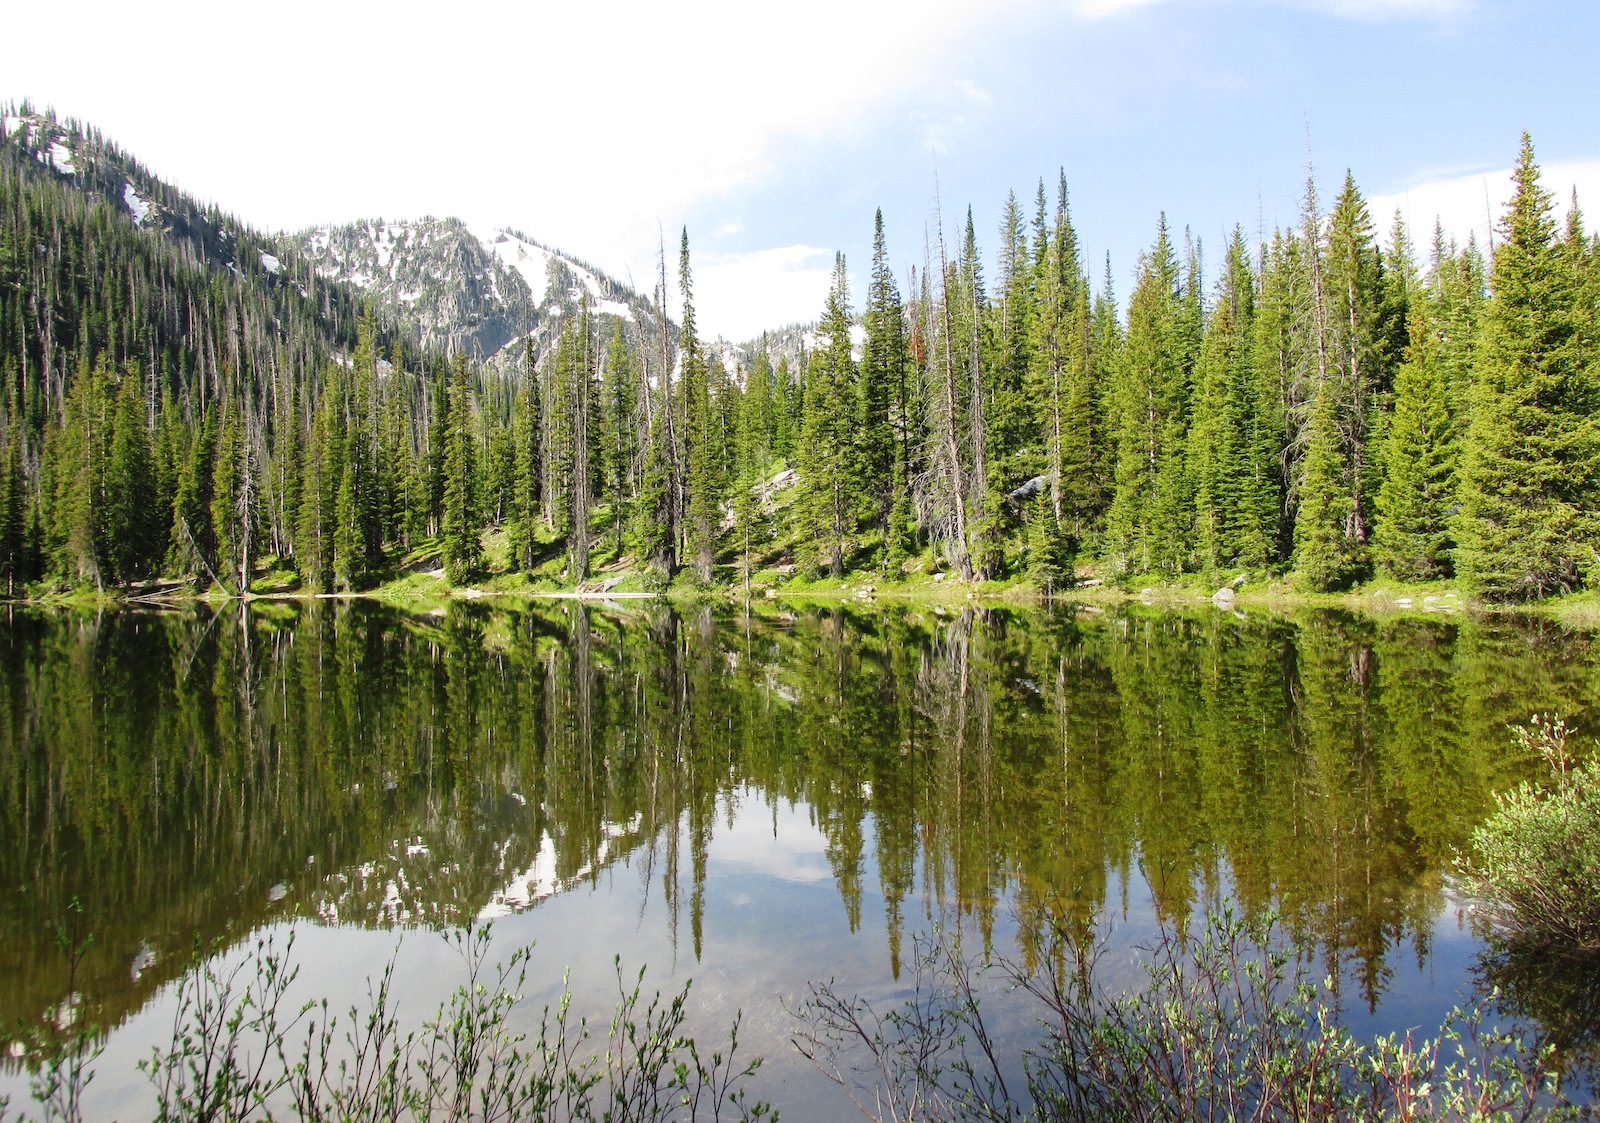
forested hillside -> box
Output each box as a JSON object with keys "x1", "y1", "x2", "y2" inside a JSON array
[{"x1": 1, "y1": 103, "x2": 1595, "y2": 602}]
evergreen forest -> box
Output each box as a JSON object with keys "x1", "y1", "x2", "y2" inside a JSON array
[{"x1": 3, "y1": 104, "x2": 1597, "y2": 604}]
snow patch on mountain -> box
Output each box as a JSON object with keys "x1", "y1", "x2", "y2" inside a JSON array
[
  {"x1": 284, "y1": 217, "x2": 655, "y2": 369},
  {"x1": 123, "y1": 181, "x2": 151, "y2": 224},
  {"x1": 47, "y1": 142, "x2": 74, "y2": 174}
]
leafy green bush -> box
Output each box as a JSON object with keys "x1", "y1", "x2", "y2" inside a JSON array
[{"x1": 1458, "y1": 714, "x2": 1600, "y2": 951}]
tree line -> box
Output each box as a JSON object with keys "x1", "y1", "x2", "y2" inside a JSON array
[{"x1": 1, "y1": 112, "x2": 1595, "y2": 601}]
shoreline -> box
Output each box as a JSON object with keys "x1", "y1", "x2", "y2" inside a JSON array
[{"x1": 9, "y1": 573, "x2": 1600, "y2": 627}]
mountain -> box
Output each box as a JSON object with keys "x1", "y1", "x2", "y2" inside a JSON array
[
  {"x1": 283, "y1": 218, "x2": 665, "y2": 370},
  {"x1": 2, "y1": 105, "x2": 332, "y2": 306},
  {"x1": 1, "y1": 103, "x2": 670, "y2": 383}
]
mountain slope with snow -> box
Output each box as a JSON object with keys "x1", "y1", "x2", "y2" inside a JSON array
[{"x1": 285, "y1": 219, "x2": 662, "y2": 368}]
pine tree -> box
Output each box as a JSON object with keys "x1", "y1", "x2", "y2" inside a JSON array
[
  {"x1": 1456, "y1": 134, "x2": 1600, "y2": 599},
  {"x1": 170, "y1": 407, "x2": 218, "y2": 586},
  {"x1": 509, "y1": 337, "x2": 542, "y2": 572},
  {"x1": 991, "y1": 190, "x2": 1034, "y2": 479},
  {"x1": 426, "y1": 359, "x2": 450, "y2": 537},
  {"x1": 1322, "y1": 172, "x2": 1388, "y2": 556},
  {"x1": 104, "y1": 370, "x2": 160, "y2": 583},
  {"x1": 859, "y1": 209, "x2": 902, "y2": 553},
  {"x1": 731, "y1": 375, "x2": 762, "y2": 594},
  {"x1": 1190, "y1": 230, "x2": 1271, "y2": 574},
  {"x1": 680, "y1": 230, "x2": 719, "y2": 582},
  {"x1": 50, "y1": 356, "x2": 110, "y2": 589},
  {"x1": 800, "y1": 254, "x2": 857, "y2": 577},
  {"x1": 0, "y1": 409, "x2": 27, "y2": 594},
  {"x1": 1373, "y1": 301, "x2": 1455, "y2": 580},
  {"x1": 442, "y1": 355, "x2": 484, "y2": 583},
  {"x1": 601, "y1": 319, "x2": 636, "y2": 555},
  {"x1": 296, "y1": 398, "x2": 336, "y2": 591},
  {"x1": 1252, "y1": 229, "x2": 1312, "y2": 564},
  {"x1": 1294, "y1": 379, "x2": 1356, "y2": 591},
  {"x1": 569, "y1": 300, "x2": 595, "y2": 583},
  {"x1": 1026, "y1": 491, "x2": 1074, "y2": 595},
  {"x1": 1106, "y1": 217, "x2": 1188, "y2": 577},
  {"x1": 210, "y1": 409, "x2": 257, "y2": 593},
  {"x1": 333, "y1": 401, "x2": 370, "y2": 591}
]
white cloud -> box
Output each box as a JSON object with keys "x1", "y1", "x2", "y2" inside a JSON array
[
  {"x1": 1072, "y1": 0, "x2": 1167, "y2": 16},
  {"x1": 693, "y1": 246, "x2": 836, "y2": 342},
  {"x1": 1370, "y1": 160, "x2": 1600, "y2": 256},
  {"x1": 3, "y1": 0, "x2": 1014, "y2": 299},
  {"x1": 708, "y1": 798, "x2": 835, "y2": 885},
  {"x1": 1309, "y1": 0, "x2": 1471, "y2": 18},
  {"x1": 1070, "y1": 0, "x2": 1471, "y2": 18}
]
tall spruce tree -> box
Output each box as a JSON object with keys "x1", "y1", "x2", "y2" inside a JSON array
[
  {"x1": 105, "y1": 370, "x2": 161, "y2": 583},
  {"x1": 441, "y1": 354, "x2": 484, "y2": 583},
  {"x1": 1295, "y1": 378, "x2": 1356, "y2": 590},
  {"x1": 210, "y1": 408, "x2": 257, "y2": 593},
  {"x1": 601, "y1": 319, "x2": 636, "y2": 554},
  {"x1": 801, "y1": 254, "x2": 858, "y2": 577},
  {"x1": 1373, "y1": 300, "x2": 1455, "y2": 579},
  {"x1": 680, "y1": 230, "x2": 719, "y2": 582},
  {"x1": 1322, "y1": 172, "x2": 1389, "y2": 556},
  {"x1": 1456, "y1": 135, "x2": 1600, "y2": 599},
  {"x1": 0, "y1": 410, "x2": 27, "y2": 593},
  {"x1": 1106, "y1": 217, "x2": 1188, "y2": 577},
  {"x1": 296, "y1": 397, "x2": 336, "y2": 591},
  {"x1": 859, "y1": 210, "x2": 902, "y2": 557},
  {"x1": 509, "y1": 337, "x2": 543, "y2": 571},
  {"x1": 1190, "y1": 231, "x2": 1268, "y2": 574}
]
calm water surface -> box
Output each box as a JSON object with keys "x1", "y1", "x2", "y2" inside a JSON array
[{"x1": 1, "y1": 599, "x2": 1595, "y2": 1118}]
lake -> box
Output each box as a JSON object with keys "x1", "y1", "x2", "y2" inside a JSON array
[{"x1": 0, "y1": 598, "x2": 1594, "y2": 1118}]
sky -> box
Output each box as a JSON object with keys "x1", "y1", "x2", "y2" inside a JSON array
[{"x1": 6, "y1": 0, "x2": 1599, "y2": 341}]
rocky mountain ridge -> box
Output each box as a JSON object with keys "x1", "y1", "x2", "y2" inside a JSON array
[{"x1": 284, "y1": 218, "x2": 666, "y2": 371}]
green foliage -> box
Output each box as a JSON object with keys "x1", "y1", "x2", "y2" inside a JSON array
[
  {"x1": 1107, "y1": 217, "x2": 1190, "y2": 578},
  {"x1": 104, "y1": 371, "x2": 164, "y2": 583},
  {"x1": 0, "y1": 410, "x2": 31, "y2": 591},
  {"x1": 1456, "y1": 136, "x2": 1600, "y2": 601},
  {"x1": 1295, "y1": 379, "x2": 1358, "y2": 591},
  {"x1": 1025, "y1": 492, "x2": 1073, "y2": 595},
  {"x1": 441, "y1": 357, "x2": 484, "y2": 584},
  {"x1": 1374, "y1": 301, "x2": 1456, "y2": 580},
  {"x1": 795, "y1": 909, "x2": 1575, "y2": 1123},
  {"x1": 210, "y1": 410, "x2": 257, "y2": 593},
  {"x1": 508, "y1": 339, "x2": 544, "y2": 572},
  {"x1": 1459, "y1": 714, "x2": 1600, "y2": 951},
  {"x1": 4, "y1": 110, "x2": 1599, "y2": 601},
  {"x1": 798, "y1": 254, "x2": 857, "y2": 578},
  {"x1": 681, "y1": 230, "x2": 719, "y2": 583},
  {"x1": 10, "y1": 924, "x2": 771, "y2": 1123}
]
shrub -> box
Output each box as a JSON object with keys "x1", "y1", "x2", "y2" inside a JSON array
[
  {"x1": 1458, "y1": 714, "x2": 1600, "y2": 951},
  {"x1": 792, "y1": 908, "x2": 1575, "y2": 1122},
  {"x1": 5, "y1": 925, "x2": 771, "y2": 1123}
]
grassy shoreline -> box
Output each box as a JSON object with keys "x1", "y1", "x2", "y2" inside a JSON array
[{"x1": 13, "y1": 564, "x2": 1600, "y2": 629}]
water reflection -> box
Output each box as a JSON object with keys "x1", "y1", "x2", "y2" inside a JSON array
[{"x1": 0, "y1": 600, "x2": 1594, "y2": 1068}]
